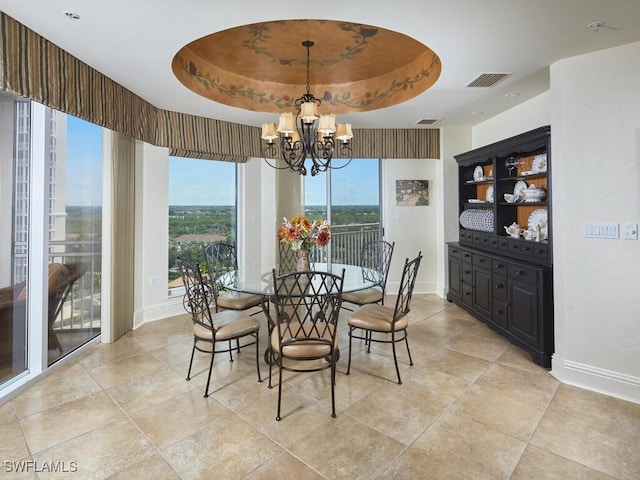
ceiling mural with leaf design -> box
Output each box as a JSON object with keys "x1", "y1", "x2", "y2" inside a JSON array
[{"x1": 172, "y1": 19, "x2": 441, "y2": 114}]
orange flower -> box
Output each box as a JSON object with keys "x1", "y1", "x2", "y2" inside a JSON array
[{"x1": 316, "y1": 230, "x2": 331, "y2": 247}]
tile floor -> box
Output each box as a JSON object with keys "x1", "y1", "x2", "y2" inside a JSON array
[{"x1": 1, "y1": 294, "x2": 639, "y2": 479}]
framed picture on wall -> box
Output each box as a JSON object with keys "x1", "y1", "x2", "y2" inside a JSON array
[{"x1": 396, "y1": 180, "x2": 429, "y2": 206}]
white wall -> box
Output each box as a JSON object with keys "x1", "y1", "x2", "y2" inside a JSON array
[
  {"x1": 550, "y1": 41, "x2": 640, "y2": 403},
  {"x1": 382, "y1": 158, "x2": 439, "y2": 294},
  {"x1": 471, "y1": 42, "x2": 640, "y2": 403}
]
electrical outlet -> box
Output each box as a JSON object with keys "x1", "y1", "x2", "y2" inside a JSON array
[{"x1": 624, "y1": 223, "x2": 638, "y2": 240}]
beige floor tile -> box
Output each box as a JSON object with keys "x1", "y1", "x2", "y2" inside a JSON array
[
  {"x1": 0, "y1": 400, "x2": 17, "y2": 424},
  {"x1": 496, "y1": 344, "x2": 551, "y2": 374},
  {"x1": 31, "y1": 418, "x2": 156, "y2": 479},
  {"x1": 11, "y1": 362, "x2": 102, "y2": 418},
  {"x1": 131, "y1": 388, "x2": 231, "y2": 449},
  {"x1": 345, "y1": 379, "x2": 443, "y2": 445},
  {"x1": 243, "y1": 451, "x2": 325, "y2": 480},
  {"x1": 511, "y1": 445, "x2": 617, "y2": 480},
  {"x1": 550, "y1": 383, "x2": 640, "y2": 437},
  {"x1": 289, "y1": 414, "x2": 405, "y2": 480},
  {"x1": 162, "y1": 414, "x2": 282, "y2": 480},
  {"x1": 126, "y1": 324, "x2": 193, "y2": 351},
  {"x1": 20, "y1": 391, "x2": 124, "y2": 454},
  {"x1": 86, "y1": 351, "x2": 169, "y2": 389},
  {"x1": 76, "y1": 335, "x2": 141, "y2": 370},
  {"x1": 106, "y1": 367, "x2": 194, "y2": 415},
  {"x1": 104, "y1": 452, "x2": 182, "y2": 480},
  {"x1": 448, "y1": 383, "x2": 547, "y2": 442},
  {"x1": 237, "y1": 382, "x2": 335, "y2": 447},
  {"x1": 444, "y1": 331, "x2": 510, "y2": 362},
  {"x1": 413, "y1": 411, "x2": 526, "y2": 480},
  {"x1": 147, "y1": 337, "x2": 195, "y2": 367},
  {"x1": 531, "y1": 404, "x2": 640, "y2": 479},
  {"x1": 0, "y1": 419, "x2": 31, "y2": 464},
  {"x1": 374, "y1": 446, "x2": 469, "y2": 480},
  {"x1": 476, "y1": 362, "x2": 559, "y2": 407},
  {"x1": 427, "y1": 346, "x2": 492, "y2": 383}
]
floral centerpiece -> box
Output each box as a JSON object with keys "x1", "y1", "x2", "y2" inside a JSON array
[{"x1": 277, "y1": 216, "x2": 331, "y2": 271}]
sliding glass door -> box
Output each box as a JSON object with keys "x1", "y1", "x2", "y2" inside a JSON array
[{"x1": 304, "y1": 158, "x2": 382, "y2": 264}]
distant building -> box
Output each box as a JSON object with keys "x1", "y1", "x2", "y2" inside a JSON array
[{"x1": 172, "y1": 234, "x2": 226, "y2": 244}]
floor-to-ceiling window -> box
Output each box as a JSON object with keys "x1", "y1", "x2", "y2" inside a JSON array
[
  {"x1": 167, "y1": 157, "x2": 237, "y2": 288},
  {"x1": 0, "y1": 93, "x2": 30, "y2": 385},
  {"x1": 47, "y1": 112, "x2": 103, "y2": 365},
  {"x1": 0, "y1": 94, "x2": 103, "y2": 387},
  {"x1": 304, "y1": 158, "x2": 381, "y2": 264}
]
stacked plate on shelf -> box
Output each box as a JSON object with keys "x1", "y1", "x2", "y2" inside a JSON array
[{"x1": 459, "y1": 209, "x2": 494, "y2": 232}]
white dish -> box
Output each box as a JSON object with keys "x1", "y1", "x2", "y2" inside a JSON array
[
  {"x1": 532, "y1": 154, "x2": 547, "y2": 173},
  {"x1": 528, "y1": 209, "x2": 548, "y2": 239},
  {"x1": 514, "y1": 180, "x2": 528, "y2": 197},
  {"x1": 468, "y1": 199, "x2": 485, "y2": 203},
  {"x1": 521, "y1": 170, "x2": 534, "y2": 176},
  {"x1": 485, "y1": 186, "x2": 494, "y2": 202},
  {"x1": 473, "y1": 166, "x2": 484, "y2": 181}
]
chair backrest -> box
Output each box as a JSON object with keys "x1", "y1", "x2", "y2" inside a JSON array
[
  {"x1": 360, "y1": 240, "x2": 395, "y2": 292},
  {"x1": 271, "y1": 269, "x2": 345, "y2": 353},
  {"x1": 203, "y1": 242, "x2": 238, "y2": 274},
  {"x1": 278, "y1": 242, "x2": 299, "y2": 274},
  {"x1": 177, "y1": 258, "x2": 214, "y2": 330},
  {"x1": 392, "y1": 252, "x2": 423, "y2": 324}
]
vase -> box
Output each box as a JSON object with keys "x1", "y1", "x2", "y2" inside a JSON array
[{"x1": 296, "y1": 249, "x2": 311, "y2": 272}]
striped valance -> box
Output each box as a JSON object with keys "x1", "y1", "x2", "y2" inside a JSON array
[{"x1": 0, "y1": 12, "x2": 440, "y2": 161}]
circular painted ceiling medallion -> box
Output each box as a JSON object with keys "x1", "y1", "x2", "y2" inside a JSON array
[{"x1": 172, "y1": 19, "x2": 441, "y2": 114}]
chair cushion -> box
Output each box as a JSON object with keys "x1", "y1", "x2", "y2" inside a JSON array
[
  {"x1": 347, "y1": 304, "x2": 408, "y2": 332},
  {"x1": 270, "y1": 321, "x2": 338, "y2": 358},
  {"x1": 193, "y1": 310, "x2": 259, "y2": 341},
  {"x1": 217, "y1": 291, "x2": 262, "y2": 311},
  {"x1": 341, "y1": 286, "x2": 383, "y2": 305},
  {"x1": 16, "y1": 263, "x2": 70, "y2": 301}
]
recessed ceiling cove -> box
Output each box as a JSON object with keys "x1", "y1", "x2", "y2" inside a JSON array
[{"x1": 172, "y1": 19, "x2": 441, "y2": 115}]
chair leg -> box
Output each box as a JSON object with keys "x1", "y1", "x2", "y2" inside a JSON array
[
  {"x1": 405, "y1": 331, "x2": 414, "y2": 367},
  {"x1": 228, "y1": 340, "x2": 234, "y2": 361},
  {"x1": 346, "y1": 327, "x2": 354, "y2": 375},
  {"x1": 268, "y1": 348, "x2": 274, "y2": 389},
  {"x1": 391, "y1": 332, "x2": 402, "y2": 385},
  {"x1": 255, "y1": 333, "x2": 262, "y2": 383},
  {"x1": 330, "y1": 358, "x2": 337, "y2": 418},
  {"x1": 367, "y1": 331, "x2": 372, "y2": 353},
  {"x1": 186, "y1": 339, "x2": 197, "y2": 381},
  {"x1": 276, "y1": 360, "x2": 284, "y2": 421},
  {"x1": 204, "y1": 348, "x2": 216, "y2": 397}
]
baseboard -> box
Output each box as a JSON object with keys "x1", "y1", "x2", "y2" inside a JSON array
[
  {"x1": 133, "y1": 297, "x2": 185, "y2": 329},
  {"x1": 551, "y1": 354, "x2": 640, "y2": 404},
  {"x1": 386, "y1": 280, "x2": 437, "y2": 295}
]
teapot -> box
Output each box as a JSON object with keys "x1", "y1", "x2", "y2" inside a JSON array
[
  {"x1": 521, "y1": 229, "x2": 539, "y2": 241},
  {"x1": 504, "y1": 222, "x2": 522, "y2": 238}
]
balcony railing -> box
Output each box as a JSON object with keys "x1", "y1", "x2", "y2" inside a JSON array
[
  {"x1": 311, "y1": 223, "x2": 381, "y2": 265},
  {"x1": 48, "y1": 240, "x2": 102, "y2": 338}
]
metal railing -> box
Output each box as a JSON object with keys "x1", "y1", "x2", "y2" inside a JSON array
[
  {"x1": 312, "y1": 223, "x2": 381, "y2": 264},
  {"x1": 48, "y1": 240, "x2": 102, "y2": 334}
]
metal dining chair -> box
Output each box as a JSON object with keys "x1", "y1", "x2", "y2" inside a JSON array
[
  {"x1": 203, "y1": 242, "x2": 263, "y2": 314},
  {"x1": 346, "y1": 251, "x2": 422, "y2": 384},
  {"x1": 177, "y1": 258, "x2": 262, "y2": 397},
  {"x1": 269, "y1": 268, "x2": 345, "y2": 420},
  {"x1": 341, "y1": 240, "x2": 395, "y2": 310}
]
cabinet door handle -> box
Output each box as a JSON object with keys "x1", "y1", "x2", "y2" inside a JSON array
[
  {"x1": 522, "y1": 246, "x2": 531, "y2": 252},
  {"x1": 463, "y1": 254, "x2": 470, "y2": 259},
  {"x1": 496, "y1": 264, "x2": 504, "y2": 269},
  {"x1": 516, "y1": 270, "x2": 524, "y2": 276},
  {"x1": 536, "y1": 248, "x2": 544, "y2": 254},
  {"x1": 464, "y1": 270, "x2": 471, "y2": 274},
  {"x1": 478, "y1": 258, "x2": 486, "y2": 263},
  {"x1": 496, "y1": 309, "x2": 504, "y2": 315},
  {"x1": 464, "y1": 292, "x2": 471, "y2": 296},
  {"x1": 495, "y1": 284, "x2": 504, "y2": 289},
  {"x1": 512, "y1": 244, "x2": 519, "y2": 249}
]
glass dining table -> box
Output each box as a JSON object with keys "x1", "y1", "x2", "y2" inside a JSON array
[{"x1": 218, "y1": 263, "x2": 380, "y2": 364}]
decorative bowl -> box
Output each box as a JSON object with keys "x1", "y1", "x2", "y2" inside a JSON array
[
  {"x1": 503, "y1": 193, "x2": 519, "y2": 203},
  {"x1": 524, "y1": 185, "x2": 546, "y2": 202}
]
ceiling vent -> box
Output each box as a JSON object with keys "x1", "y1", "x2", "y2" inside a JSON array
[
  {"x1": 416, "y1": 118, "x2": 441, "y2": 126},
  {"x1": 466, "y1": 73, "x2": 512, "y2": 88}
]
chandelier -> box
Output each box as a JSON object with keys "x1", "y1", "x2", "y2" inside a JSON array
[{"x1": 261, "y1": 40, "x2": 353, "y2": 176}]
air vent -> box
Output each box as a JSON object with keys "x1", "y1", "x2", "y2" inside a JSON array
[
  {"x1": 416, "y1": 118, "x2": 440, "y2": 126},
  {"x1": 466, "y1": 73, "x2": 512, "y2": 88}
]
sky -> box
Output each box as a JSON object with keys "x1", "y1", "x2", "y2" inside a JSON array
[
  {"x1": 65, "y1": 115, "x2": 103, "y2": 206},
  {"x1": 63, "y1": 113, "x2": 380, "y2": 206}
]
